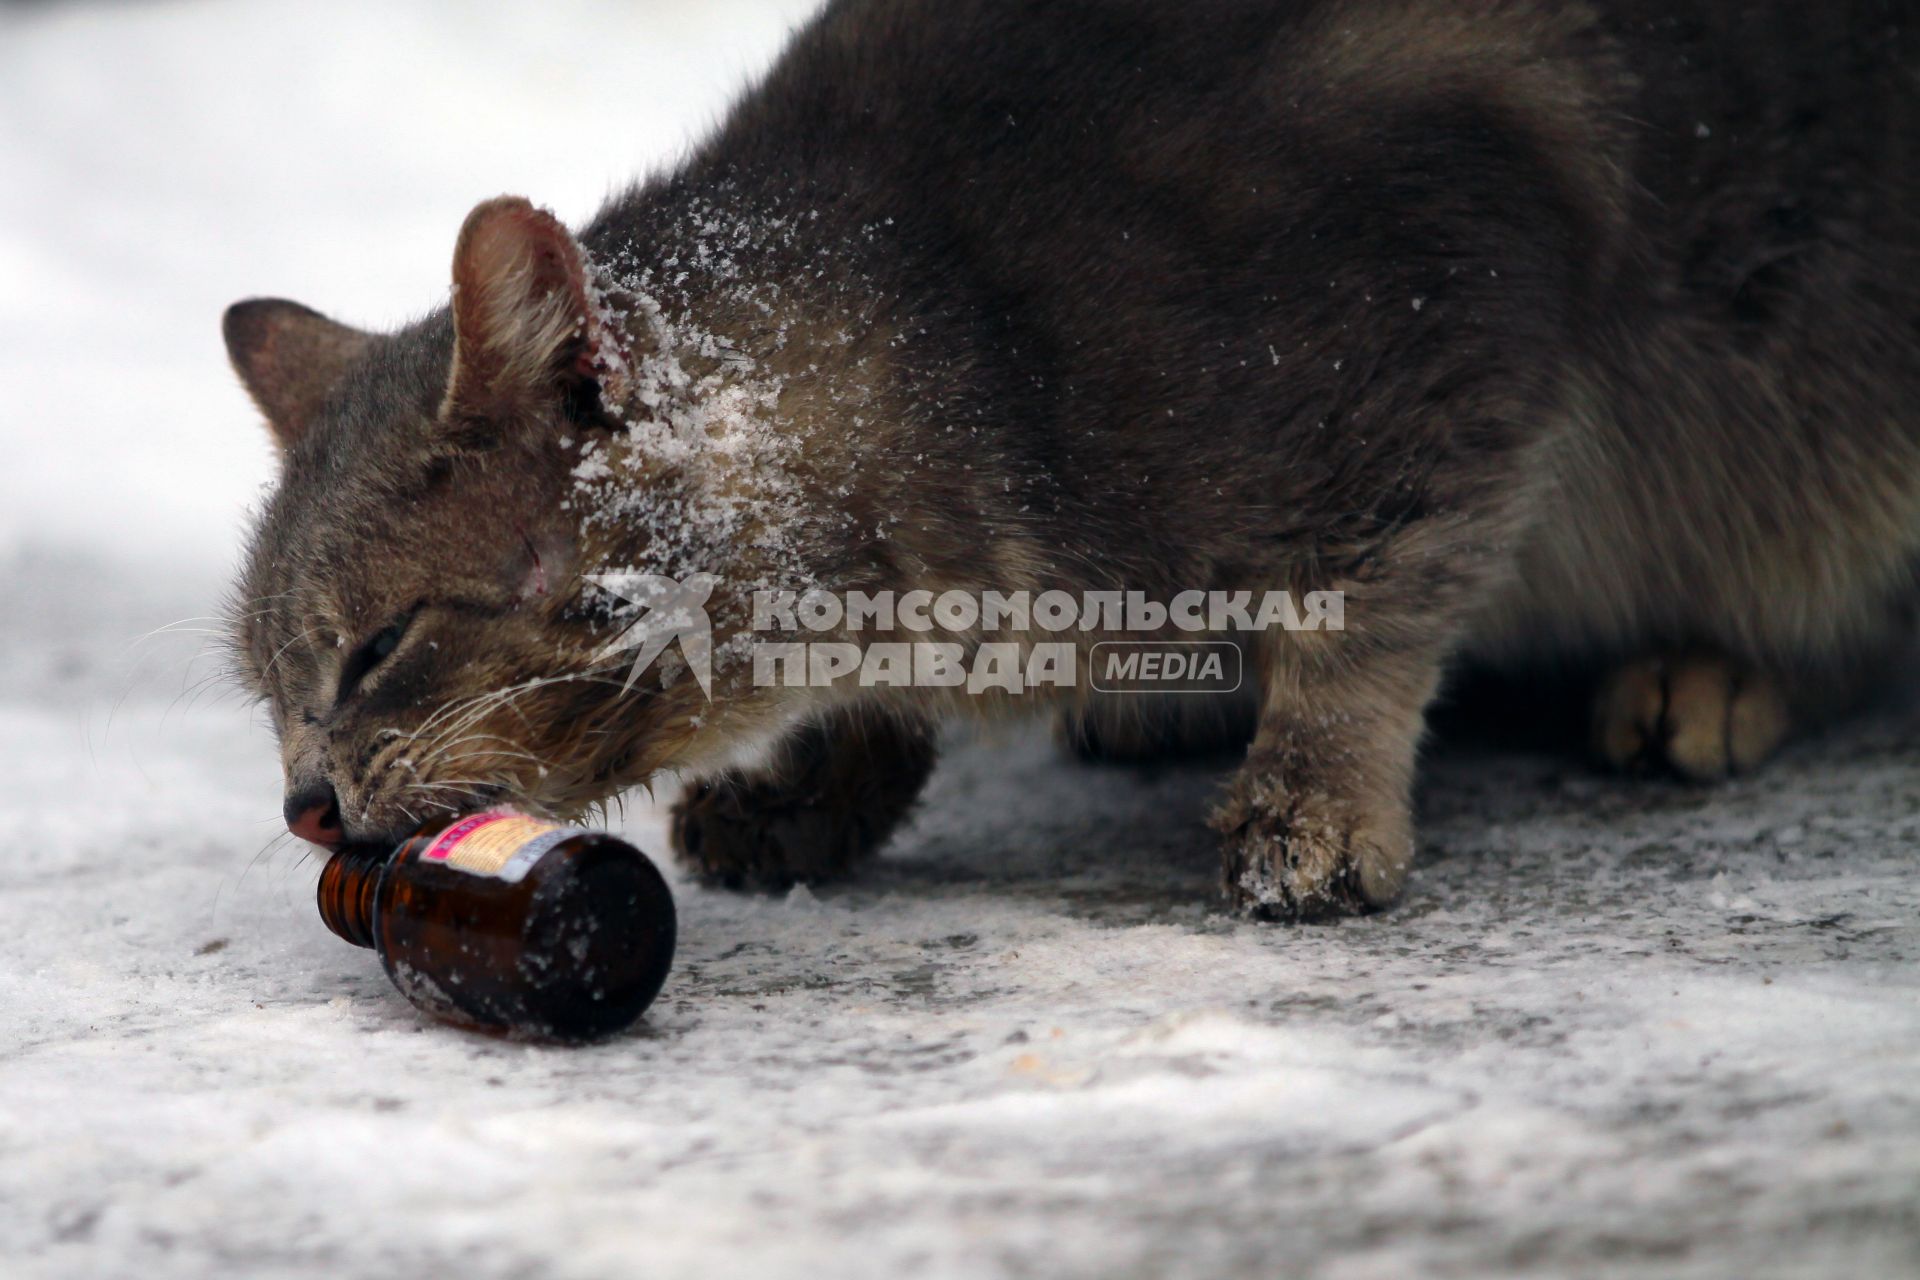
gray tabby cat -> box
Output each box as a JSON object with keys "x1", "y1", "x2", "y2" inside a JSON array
[{"x1": 224, "y1": 0, "x2": 1919, "y2": 918}]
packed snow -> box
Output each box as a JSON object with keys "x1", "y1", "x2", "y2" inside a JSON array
[{"x1": 3, "y1": 3, "x2": 1919, "y2": 1278}]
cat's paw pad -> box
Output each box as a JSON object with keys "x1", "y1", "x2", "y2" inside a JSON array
[
  {"x1": 1210, "y1": 771, "x2": 1410, "y2": 920},
  {"x1": 1592, "y1": 654, "x2": 1789, "y2": 781}
]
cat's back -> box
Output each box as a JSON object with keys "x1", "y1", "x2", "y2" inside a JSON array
[
  {"x1": 722, "y1": 0, "x2": 1920, "y2": 675},
  {"x1": 1595, "y1": 0, "x2": 1919, "y2": 303},
  {"x1": 723, "y1": 0, "x2": 1910, "y2": 207}
]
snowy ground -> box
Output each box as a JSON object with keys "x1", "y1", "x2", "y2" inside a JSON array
[
  {"x1": 9, "y1": 552, "x2": 1920, "y2": 1280},
  {"x1": 5, "y1": 3, "x2": 1920, "y2": 1278}
]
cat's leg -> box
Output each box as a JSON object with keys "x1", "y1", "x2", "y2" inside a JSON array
[
  {"x1": 1212, "y1": 627, "x2": 1445, "y2": 920},
  {"x1": 671, "y1": 708, "x2": 937, "y2": 890},
  {"x1": 1056, "y1": 693, "x2": 1256, "y2": 764},
  {"x1": 1591, "y1": 652, "x2": 1792, "y2": 780}
]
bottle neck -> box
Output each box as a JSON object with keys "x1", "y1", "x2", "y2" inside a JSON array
[{"x1": 316, "y1": 847, "x2": 387, "y2": 949}]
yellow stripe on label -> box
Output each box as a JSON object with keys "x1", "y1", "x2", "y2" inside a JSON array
[{"x1": 440, "y1": 815, "x2": 565, "y2": 877}]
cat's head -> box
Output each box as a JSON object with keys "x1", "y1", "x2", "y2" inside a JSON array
[{"x1": 225, "y1": 198, "x2": 764, "y2": 847}]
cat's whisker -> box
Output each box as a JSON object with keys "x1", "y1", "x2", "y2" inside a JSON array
[
  {"x1": 408, "y1": 679, "x2": 534, "y2": 745},
  {"x1": 165, "y1": 661, "x2": 249, "y2": 721},
  {"x1": 409, "y1": 669, "x2": 616, "y2": 761},
  {"x1": 429, "y1": 737, "x2": 545, "y2": 769},
  {"x1": 261, "y1": 626, "x2": 325, "y2": 684}
]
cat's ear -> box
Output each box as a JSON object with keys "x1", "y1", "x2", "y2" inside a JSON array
[
  {"x1": 222, "y1": 299, "x2": 373, "y2": 448},
  {"x1": 442, "y1": 196, "x2": 624, "y2": 431}
]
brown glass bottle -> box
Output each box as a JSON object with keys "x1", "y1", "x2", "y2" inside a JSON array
[{"x1": 316, "y1": 811, "x2": 676, "y2": 1042}]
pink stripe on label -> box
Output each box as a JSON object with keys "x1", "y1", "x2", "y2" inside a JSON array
[{"x1": 420, "y1": 810, "x2": 517, "y2": 863}]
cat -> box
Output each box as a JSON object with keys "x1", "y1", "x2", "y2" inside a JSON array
[{"x1": 224, "y1": 0, "x2": 1919, "y2": 918}]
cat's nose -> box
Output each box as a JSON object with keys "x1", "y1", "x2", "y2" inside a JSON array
[{"x1": 284, "y1": 780, "x2": 344, "y2": 848}]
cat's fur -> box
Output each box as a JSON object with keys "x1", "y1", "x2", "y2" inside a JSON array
[{"x1": 225, "y1": 0, "x2": 1919, "y2": 918}]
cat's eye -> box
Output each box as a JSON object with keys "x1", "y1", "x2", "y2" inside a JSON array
[{"x1": 335, "y1": 614, "x2": 413, "y2": 705}]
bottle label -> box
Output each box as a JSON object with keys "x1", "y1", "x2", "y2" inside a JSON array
[{"x1": 419, "y1": 811, "x2": 572, "y2": 884}]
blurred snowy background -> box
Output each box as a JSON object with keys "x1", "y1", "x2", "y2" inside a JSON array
[{"x1": 3, "y1": 3, "x2": 1919, "y2": 1279}]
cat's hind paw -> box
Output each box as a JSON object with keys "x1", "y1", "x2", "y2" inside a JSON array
[{"x1": 1591, "y1": 653, "x2": 1789, "y2": 781}]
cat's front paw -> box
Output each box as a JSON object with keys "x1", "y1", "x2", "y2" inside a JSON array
[
  {"x1": 669, "y1": 712, "x2": 938, "y2": 892},
  {"x1": 1210, "y1": 764, "x2": 1411, "y2": 920},
  {"x1": 671, "y1": 774, "x2": 876, "y2": 891}
]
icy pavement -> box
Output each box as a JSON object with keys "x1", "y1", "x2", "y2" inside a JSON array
[{"x1": 3, "y1": 552, "x2": 1918, "y2": 1280}]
